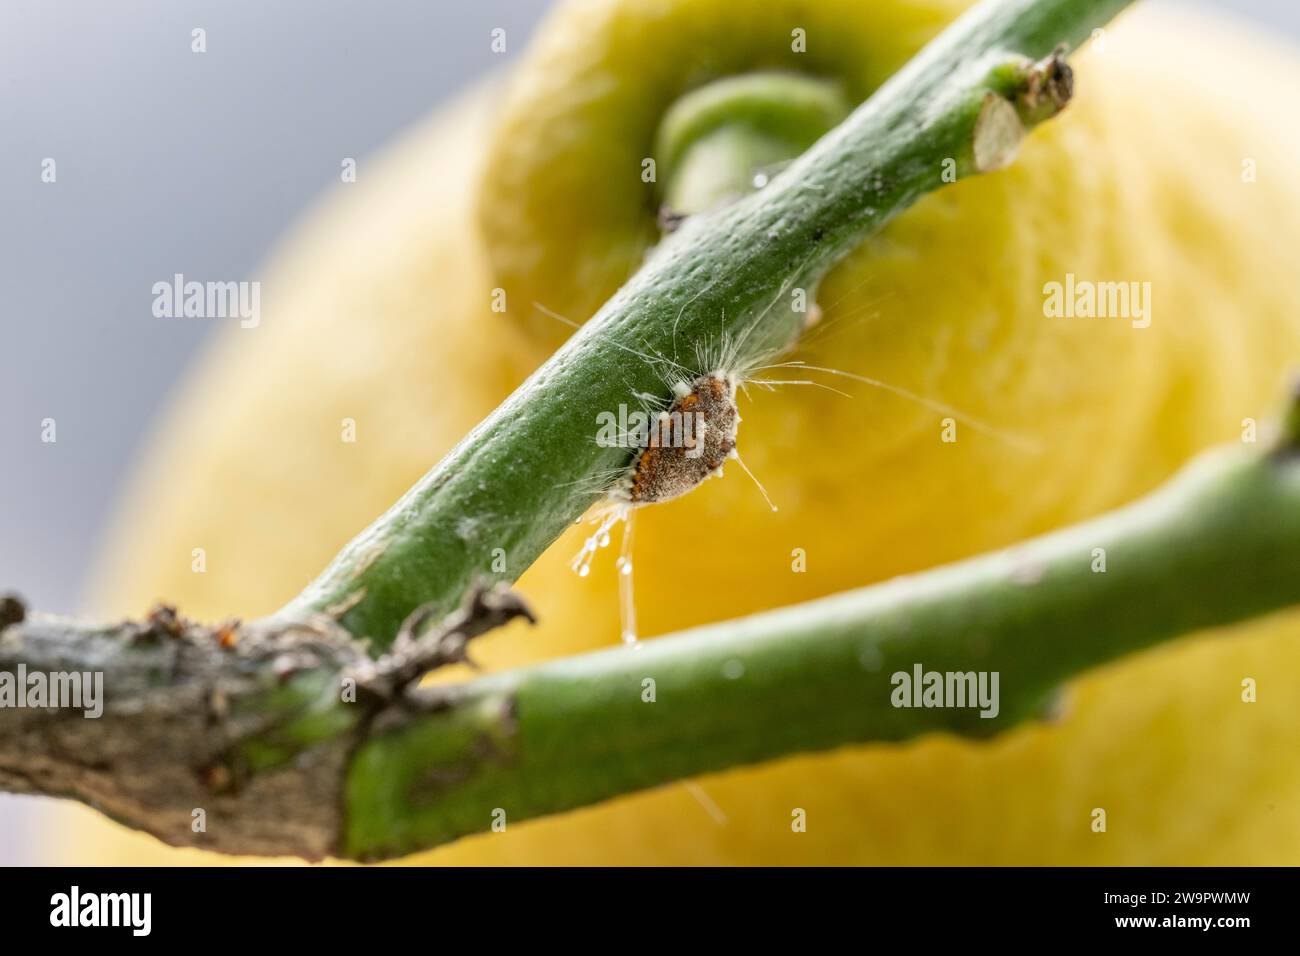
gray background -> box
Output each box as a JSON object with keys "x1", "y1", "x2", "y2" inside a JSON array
[{"x1": 0, "y1": 0, "x2": 1295, "y2": 865}]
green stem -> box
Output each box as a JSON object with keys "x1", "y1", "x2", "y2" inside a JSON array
[
  {"x1": 5, "y1": 386, "x2": 1298, "y2": 860},
  {"x1": 281, "y1": 0, "x2": 1134, "y2": 649},
  {"x1": 655, "y1": 73, "x2": 852, "y2": 215},
  {"x1": 344, "y1": 425, "x2": 1300, "y2": 860}
]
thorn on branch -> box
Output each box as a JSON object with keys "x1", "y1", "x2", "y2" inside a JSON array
[{"x1": 357, "y1": 583, "x2": 536, "y2": 700}]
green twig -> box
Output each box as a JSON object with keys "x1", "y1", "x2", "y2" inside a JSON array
[
  {"x1": 280, "y1": 0, "x2": 1134, "y2": 649},
  {"x1": 7, "y1": 389, "x2": 1295, "y2": 860},
  {"x1": 343, "y1": 416, "x2": 1300, "y2": 858}
]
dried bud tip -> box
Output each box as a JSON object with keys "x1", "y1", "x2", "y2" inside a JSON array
[{"x1": 1018, "y1": 46, "x2": 1073, "y2": 123}]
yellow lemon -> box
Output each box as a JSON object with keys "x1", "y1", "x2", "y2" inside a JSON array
[{"x1": 58, "y1": 0, "x2": 1300, "y2": 864}]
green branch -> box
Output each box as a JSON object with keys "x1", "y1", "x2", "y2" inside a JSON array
[
  {"x1": 5, "y1": 395, "x2": 1298, "y2": 859},
  {"x1": 280, "y1": 0, "x2": 1135, "y2": 649},
  {"x1": 343, "y1": 413, "x2": 1300, "y2": 858},
  {"x1": 0, "y1": 0, "x2": 1182, "y2": 861}
]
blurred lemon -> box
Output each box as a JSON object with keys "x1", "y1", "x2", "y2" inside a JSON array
[{"x1": 60, "y1": 0, "x2": 1300, "y2": 864}]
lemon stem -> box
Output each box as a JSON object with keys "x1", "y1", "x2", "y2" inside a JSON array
[{"x1": 654, "y1": 73, "x2": 852, "y2": 220}]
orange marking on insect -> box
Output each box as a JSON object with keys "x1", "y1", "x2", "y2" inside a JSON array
[{"x1": 215, "y1": 622, "x2": 239, "y2": 648}]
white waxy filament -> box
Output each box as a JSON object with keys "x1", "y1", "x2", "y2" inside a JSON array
[{"x1": 616, "y1": 511, "x2": 637, "y2": 645}]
